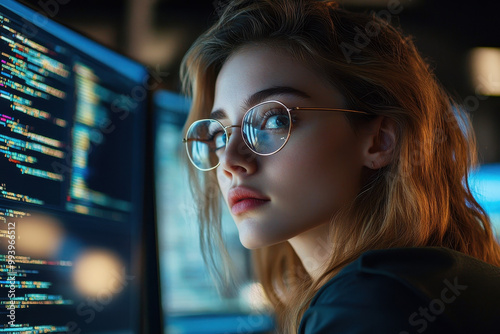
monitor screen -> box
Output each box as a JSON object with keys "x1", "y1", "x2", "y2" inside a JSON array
[{"x1": 0, "y1": 1, "x2": 150, "y2": 333}]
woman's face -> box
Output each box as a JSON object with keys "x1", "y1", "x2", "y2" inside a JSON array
[{"x1": 213, "y1": 44, "x2": 367, "y2": 249}]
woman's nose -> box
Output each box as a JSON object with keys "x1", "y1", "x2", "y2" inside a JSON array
[{"x1": 219, "y1": 127, "x2": 258, "y2": 176}]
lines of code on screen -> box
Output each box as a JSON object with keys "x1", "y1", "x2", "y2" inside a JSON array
[
  {"x1": 0, "y1": 4, "x2": 144, "y2": 333},
  {"x1": 0, "y1": 11, "x2": 138, "y2": 222},
  {"x1": 0, "y1": 13, "x2": 69, "y2": 208}
]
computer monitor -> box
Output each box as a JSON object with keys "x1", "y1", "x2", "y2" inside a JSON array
[
  {"x1": 0, "y1": 1, "x2": 156, "y2": 333},
  {"x1": 154, "y1": 90, "x2": 275, "y2": 334}
]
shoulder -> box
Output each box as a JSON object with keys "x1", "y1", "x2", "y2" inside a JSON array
[{"x1": 299, "y1": 247, "x2": 500, "y2": 334}]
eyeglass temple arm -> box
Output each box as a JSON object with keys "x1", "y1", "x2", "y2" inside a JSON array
[{"x1": 292, "y1": 107, "x2": 371, "y2": 115}]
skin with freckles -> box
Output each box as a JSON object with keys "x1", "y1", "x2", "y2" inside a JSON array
[{"x1": 212, "y1": 44, "x2": 380, "y2": 274}]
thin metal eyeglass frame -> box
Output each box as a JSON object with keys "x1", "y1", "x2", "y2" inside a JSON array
[{"x1": 182, "y1": 100, "x2": 371, "y2": 171}]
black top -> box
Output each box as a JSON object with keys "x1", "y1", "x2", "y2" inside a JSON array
[{"x1": 298, "y1": 247, "x2": 500, "y2": 334}]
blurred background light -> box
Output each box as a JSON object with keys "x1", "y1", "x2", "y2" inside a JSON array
[
  {"x1": 72, "y1": 249, "x2": 125, "y2": 298},
  {"x1": 469, "y1": 47, "x2": 500, "y2": 96},
  {"x1": 16, "y1": 214, "x2": 64, "y2": 258}
]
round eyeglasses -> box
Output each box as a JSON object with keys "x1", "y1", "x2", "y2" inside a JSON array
[{"x1": 182, "y1": 100, "x2": 370, "y2": 171}]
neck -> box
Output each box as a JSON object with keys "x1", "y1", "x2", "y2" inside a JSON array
[{"x1": 287, "y1": 223, "x2": 332, "y2": 281}]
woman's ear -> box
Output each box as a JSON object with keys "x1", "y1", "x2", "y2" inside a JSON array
[{"x1": 362, "y1": 116, "x2": 397, "y2": 170}]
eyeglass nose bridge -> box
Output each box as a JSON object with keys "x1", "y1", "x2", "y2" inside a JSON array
[
  {"x1": 223, "y1": 124, "x2": 242, "y2": 142},
  {"x1": 222, "y1": 124, "x2": 257, "y2": 158}
]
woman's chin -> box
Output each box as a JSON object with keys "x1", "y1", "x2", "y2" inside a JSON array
[
  {"x1": 237, "y1": 225, "x2": 287, "y2": 249},
  {"x1": 238, "y1": 231, "x2": 268, "y2": 249},
  {"x1": 237, "y1": 223, "x2": 274, "y2": 249}
]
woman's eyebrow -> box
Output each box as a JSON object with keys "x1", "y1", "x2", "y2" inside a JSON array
[
  {"x1": 210, "y1": 109, "x2": 226, "y2": 120},
  {"x1": 209, "y1": 86, "x2": 311, "y2": 120},
  {"x1": 244, "y1": 86, "x2": 311, "y2": 107}
]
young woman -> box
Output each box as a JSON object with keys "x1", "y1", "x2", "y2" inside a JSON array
[{"x1": 180, "y1": 0, "x2": 500, "y2": 332}]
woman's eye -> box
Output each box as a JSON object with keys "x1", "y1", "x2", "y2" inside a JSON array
[
  {"x1": 263, "y1": 114, "x2": 290, "y2": 130},
  {"x1": 212, "y1": 131, "x2": 226, "y2": 150}
]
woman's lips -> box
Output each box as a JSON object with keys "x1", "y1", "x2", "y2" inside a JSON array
[{"x1": 228, "y1": 187, "x2": 270, "y2": 215}]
